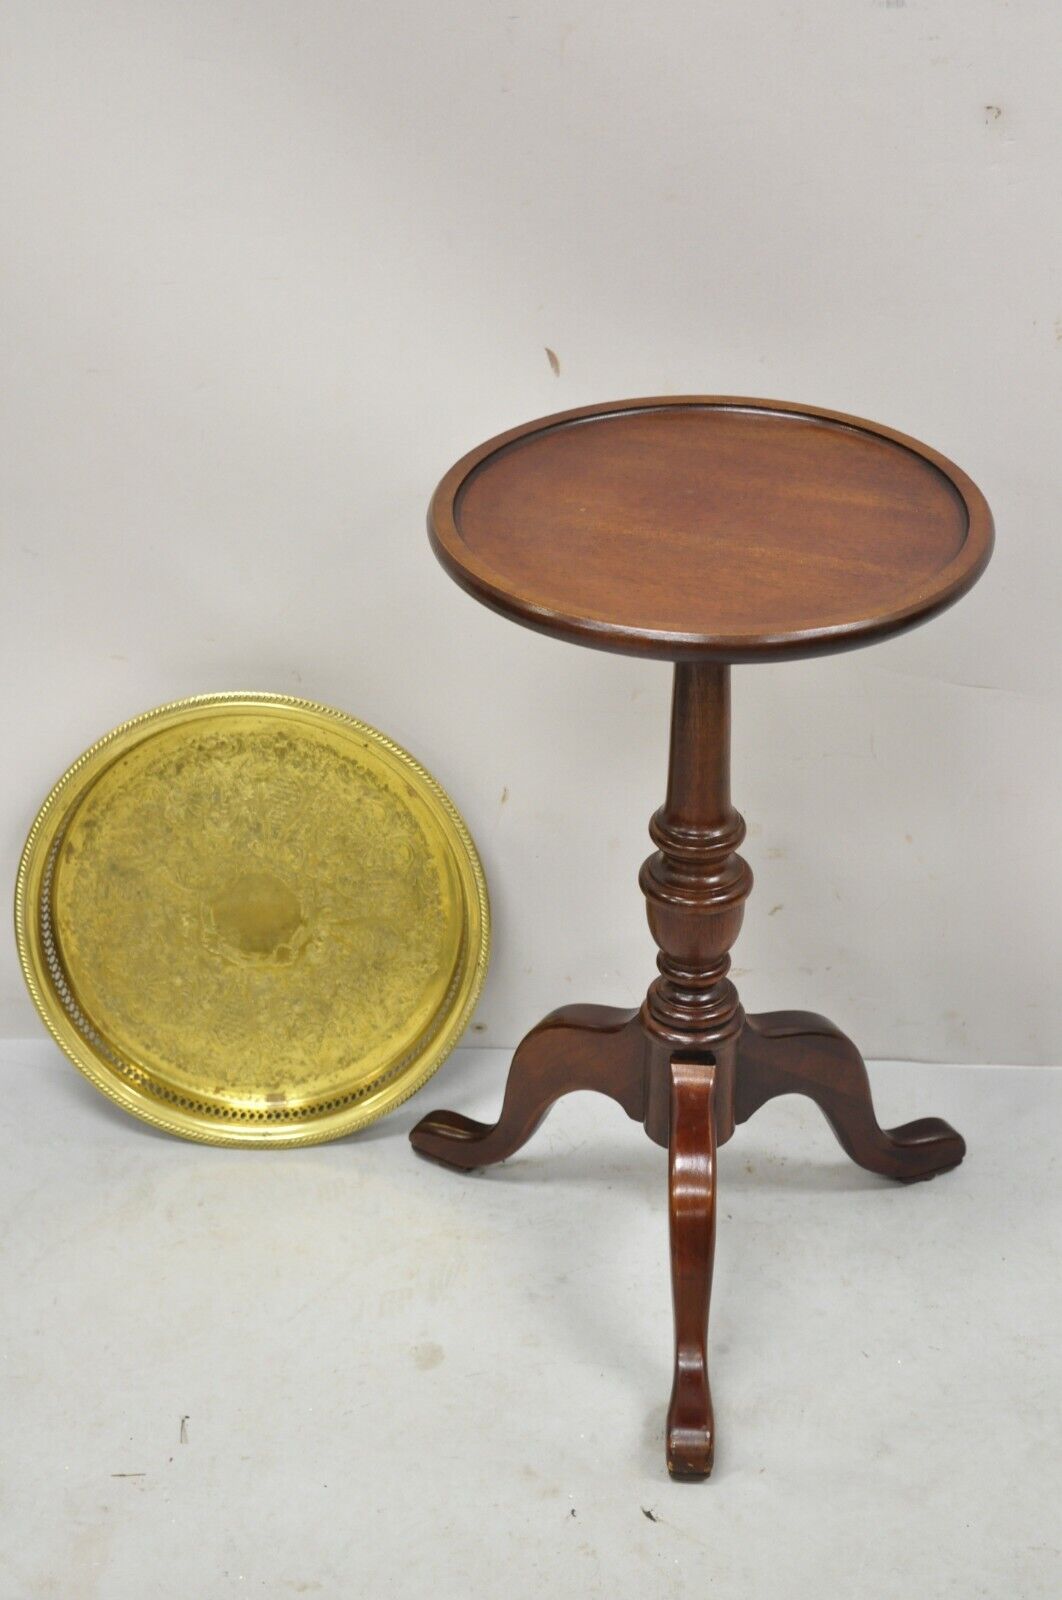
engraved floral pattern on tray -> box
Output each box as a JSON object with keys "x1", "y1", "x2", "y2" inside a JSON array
[{"x1": 51, "y1": 720, "x2": 454, "y2": 1109}]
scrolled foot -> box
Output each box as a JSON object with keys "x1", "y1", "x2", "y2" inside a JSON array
[
  {"x1": 667, "y1": 1362, "x2": 715, "y2": 1480},
  {"x1": 409, "y1": 1005, "x2": 645, "y2": 1171},
  {"x1": 734, "y1": 1011, "x2": 965, "y2": 1183},
  {"x1": 666, "y1": 1056, "x2": 717, "y2": 1480}
]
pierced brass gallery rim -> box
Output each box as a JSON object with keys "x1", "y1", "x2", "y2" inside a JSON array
[{"x1": 15, "y1": 694, "x2": 490, "y2": 1146}]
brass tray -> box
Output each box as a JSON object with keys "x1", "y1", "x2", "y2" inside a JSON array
[{"x1": 15, "y1": 694, "x2": 489, "y2": 1146}]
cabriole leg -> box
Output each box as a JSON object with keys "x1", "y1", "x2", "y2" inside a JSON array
[{"x1": 666, "y1": 1055, "x2": 718, "y2": 1479}]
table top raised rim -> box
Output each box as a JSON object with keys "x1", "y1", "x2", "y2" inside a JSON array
[{"x1": 427, "y1": 396, "x2": 994, "y2": 664}]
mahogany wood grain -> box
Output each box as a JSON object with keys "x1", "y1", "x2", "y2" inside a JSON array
[
  {"x1": 734, "y1": 1012, "x2": 965, "y2": 1182},
  {"x1": 409, "y1": 1005, "x2": 645, "y2": 1169},
  {"x1": 430, "y1": 397, "x2": 993, "y2": 663},
  {"x1": 666, "y1": 1056, "x2": 718, "y2": 1480},
  {"x1": 410, "y1": 398, "x2": 991, "y2": 1478},
  {"x1": 638, "y1": 661, "x2": 750, "y2": 1148}
]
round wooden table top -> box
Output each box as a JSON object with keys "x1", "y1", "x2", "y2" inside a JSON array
[{"x1": 428, "y1": 397, "x2": 993, "y2": 662}]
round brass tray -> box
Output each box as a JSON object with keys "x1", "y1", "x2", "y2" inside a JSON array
[{"x1": 15, "y1": 694, "x2": 489, "y2": 1146}]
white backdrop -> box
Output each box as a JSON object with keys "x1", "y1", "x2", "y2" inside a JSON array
[{"x1": 2, "y1": 1, "x2": 1059, "y2": 1062}]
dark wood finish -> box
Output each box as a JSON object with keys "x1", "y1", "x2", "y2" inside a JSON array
[
  {"x1": 638, "y1": 661, "x2": 750, "y2": 1148},
  {"x1": 411, "y1": 399, "x2": 991, "y2": 1477},
  {"x1": 409, "y1": 1005, "x2": 645, "y2": 1169},
  {"x1": 410, "y1": 659, "x2": 971, "y2": 1470},
  {"x1": 734, "y1": 1012, "x2": 965, "y2": 1182},
  {"x1": 666, "y1": 1056, "x2": 717, "y2": 1480},
  {"x1": 430, "y1": 397, "x2": 994, "y2": 663}
]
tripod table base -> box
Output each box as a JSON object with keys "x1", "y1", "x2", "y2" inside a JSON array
[{"x1": 410, "y1": 1004, "x2": 964, "y2": 1478}]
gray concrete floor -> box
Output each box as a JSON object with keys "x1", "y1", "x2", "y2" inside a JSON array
[{"x1": 2, "y1": 1041, "x2": 1059, "y2": 1598}]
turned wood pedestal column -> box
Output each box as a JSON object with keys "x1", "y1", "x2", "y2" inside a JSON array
[{"x1": 409, "y1": 397, "x2": 994, "y2": 1478}]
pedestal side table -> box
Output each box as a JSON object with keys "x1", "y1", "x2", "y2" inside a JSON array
[{"x1": 409, "y1": 397, "x2": 993, "y2": 1478}]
